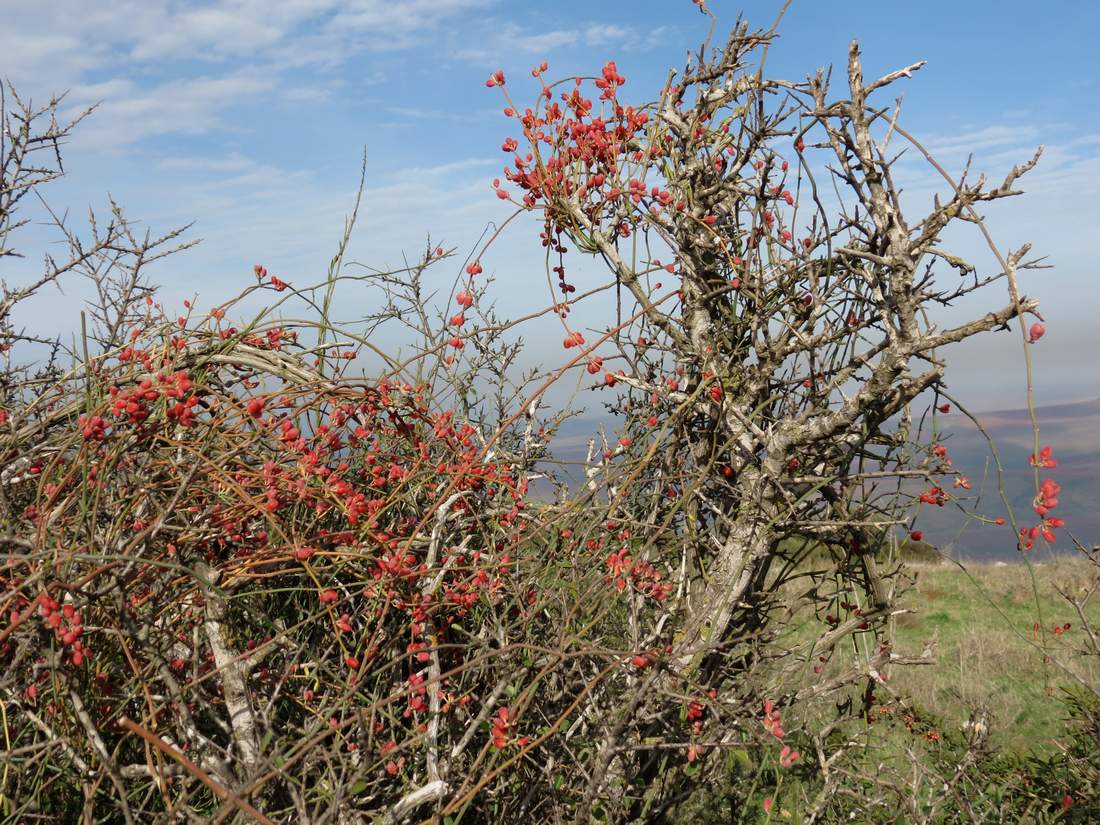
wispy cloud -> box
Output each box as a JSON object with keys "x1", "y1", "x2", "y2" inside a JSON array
[
  {"x1": 386, "y1": 157, "x2": 499, "y2": 178},
  {"x1": 388, "y1": 106, "x2": 482, "y2": 124},
  {"x1": 64, "y1": 70, "x2": 276, "y2": 151},
  {"x1": 156, "y1": 154, "x2": 257, "y2": 173},
  {"x1": 1, "y1": 0, "x2": 499, "y2": 146},
  {"x1": 450, "y1": 19, "x2": 661, "y2": 65},
  {"x1": 880, "y1": 116, "x2": 1099, "y2": 205},
  {"x1": 583, "y1": 24, "x2": 630, "y2": 46},
  {"x1": 922, "y1": 124, "x2": 1044, "y2": 158},
  {"x1": 325, "y1": 0, "x2": 493, "y2": 36}
]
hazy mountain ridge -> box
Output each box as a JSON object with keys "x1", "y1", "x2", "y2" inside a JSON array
[
  {"x1": 536, "y1": 399, "x2": 1100, "y2": 561},
  {"x1": 917, "y1": 397, "x2": 1100, "y2": 560}
]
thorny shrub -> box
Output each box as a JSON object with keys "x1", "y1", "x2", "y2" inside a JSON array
[{"x1": 0, "y1": 7, "x2": 1096, "y2": 824}]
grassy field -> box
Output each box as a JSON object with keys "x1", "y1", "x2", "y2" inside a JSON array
[
  {"x1": 888, "y1": 557, "x2": 1100, "y2": 752},
  {"x1": 687, "y1": 558, "x2": 1100, "y2": 821}
]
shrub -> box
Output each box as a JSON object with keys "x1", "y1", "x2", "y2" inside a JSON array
[{"x1": 0, "y1": 8, "x2": 1089, "y2": 822}]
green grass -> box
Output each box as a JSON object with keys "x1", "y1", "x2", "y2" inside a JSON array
[
  {"x1": 775, "y1": 552, "x2": 1100, "y2": 752},
  {"x1": 889, "y1": 558, "x2": 1100, "y2": 752},
  {"x1": 678, "y1": 558, "x2": 1100, "y2": 822}
]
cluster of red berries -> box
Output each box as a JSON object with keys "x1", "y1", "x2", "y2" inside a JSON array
[
  {"x1": 78, "y1": 414, "x2": 108, "y2": 440},
  {"x1": 38, "y1": 594, "x2": 88, "y2": 667},
  {"x1": 1020, "y1": 447, "x2": 1064, "y2": 550},
  {"x1": 918, "y1": 486, "x2": 948, "y2": 507},
  {"x1": 604, "y1": 543, "x2": 673, "y2": 603},
  {"x1": 762, "y1": 700, "x2": 800, "y2": 768}
]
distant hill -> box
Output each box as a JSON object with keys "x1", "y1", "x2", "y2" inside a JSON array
[
  {"x1": 535, "y1": 398, "x2": 1100, "y2": 562},
  {"x1": 911, "y1": 397, "x2": 1100, "y2": 561}
]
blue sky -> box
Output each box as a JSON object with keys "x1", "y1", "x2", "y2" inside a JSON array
[{"x1": 3, "y1": 0, "x2": 1098, "y2": 410}]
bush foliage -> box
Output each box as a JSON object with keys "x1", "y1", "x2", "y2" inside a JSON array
[{"x1": 0, "y1": 9, "x2": 1096, "y2": 824}]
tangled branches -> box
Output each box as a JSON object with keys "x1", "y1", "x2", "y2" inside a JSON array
[{"x1": 0, "y1": 12, "x2": 1083, "y2": 824}]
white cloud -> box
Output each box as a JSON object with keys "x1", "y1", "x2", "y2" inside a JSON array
[
  {"x1": 1, "y1": 0, "x2": 489, "y2": 74},
  {"x1": 65, "y1": 78, "x2": 139, "y2": 105},
  {"x1": 387, "y1": 105, "x2": 486, "y2": 124},
  {"x1": 1, "y1": 1, "x2": 663, "y2": 153},
  {"x1": 889, "y1": 118, "x2": 1100, "y2": 208},
  {"x1": 922, "y1": 124, "x2": 1044, "y2": 158},
  {"x1": 156, "y1": 153, "x2": 256, "y2": 173},
  {"x1": 64, "y1": 70, "x2": 276, "y2": 151},
  {"x1": 128, "y1": 153, "x2": 516, "y2": 309},
  {"x1": 1, "y1": 0, "x2": 499, "y2": 146},
  {"x1": 584, "y1": 24, "x2": 630, "y2": 46},
  {"x1": 386, "y1": 157, "x2": 499, "y2": 178},
  {"x1": 509, "y1": 29, "x2": 581, "y2": 53},
  {"x1": 326, "y1": 0, "x2": 492, "y2": 34},
  {"x1": 449, "y1": 19, "x2": 656, "y2": 65},
  {"x1": 283, "y1": 85, "x2": 336, "y2": 103}
]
